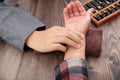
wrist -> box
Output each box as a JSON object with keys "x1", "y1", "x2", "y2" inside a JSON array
[
  {"x1": 64, "y1": 41, "x2": 86, "y2": 60},
  {"x1": 64, "y1": 34, "x2": 86, "y2": 60},
  {"x1": 25, "y1": 31, "x2": 43, "y2": 49},
  {"x1": 26, "y1": 31, "x2": 37, "y2": 46}
]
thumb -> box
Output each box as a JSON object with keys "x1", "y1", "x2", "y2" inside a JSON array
[
  {"x1": 87, "y1": 8, "x2": 94, "y2": 15},
  {"x1": 86, "y1": 8, "x2": 94, "y2": 20}
]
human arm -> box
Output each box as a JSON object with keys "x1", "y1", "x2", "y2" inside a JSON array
[
  {"x1": 0, "y1": 5, "x2": 82, "y2": 53},
  {"x1": 0, "y1": 6, "x2": 45, "y2": 51},
  {"x1": 55, "y1": 34, "x2": 88, "y2": 80},
  {"x1": 55, "y1": 1, "x2": 94, "y2": 80},
  {"x1": 26, "y1": 26, "x2": 82, "y2": 52},
  {"x1": 55, "y1": 32, "x2": 87, "y2": 80}
]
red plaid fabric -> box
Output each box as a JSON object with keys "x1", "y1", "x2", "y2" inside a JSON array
[{"x1": 55, "y1": 58, "x2": 88, "y2": 80}]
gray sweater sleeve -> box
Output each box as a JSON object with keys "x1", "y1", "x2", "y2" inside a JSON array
[{"x1": 0, "y1": 6, "x2": 45, "y2": 51}]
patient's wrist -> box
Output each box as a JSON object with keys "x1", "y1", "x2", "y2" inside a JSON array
[
  {"x1": 64, "y1": 31, "x2": 86, "y2": 59},
  {"x1": 64, "y1": 42, "x2": 86, "y2": 60}
]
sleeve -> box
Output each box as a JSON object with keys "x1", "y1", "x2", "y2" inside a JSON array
[
  {"x1": 0, "y1": 6, "x2": 45, "y2": 51},
  {"x1": 55, "y1": 58, "x2": 88, "y2": 80}
]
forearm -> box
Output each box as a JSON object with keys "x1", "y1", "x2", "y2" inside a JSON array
[
  {"x1": 64, "y1": 35, "x2": 86, "y2": 60},
  {"x1": 55, "y1": 58, "x2": 88, "y2": 80},
  {"x1": 64, "y1": 46, "x2": 85, "y2": 60},
  {"x1": 0, "y1": 6, "x2": 45, "y2": 51},
  {"x1": 57, "y1": 34, "x2": 88, "y2": 80},
  {"x1": 55, "y1": 40, "x2": 88, "y2": 80}
]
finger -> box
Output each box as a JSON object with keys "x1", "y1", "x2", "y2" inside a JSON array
[
  {"x1": 71, "y1": 31, "x2": 85, "y2": 40},
  {"x1": 67, "y1": 2, "x2": 74, "y2": 17},
  {"x1": 87, "y1": 8, "x2": 94, "y2": 16},
  {"x1": 86, "y1": 8, "x2": 94, "y2": 20},
  {"x1": 53, "y1": 44, "x2": 66, "y2": 52},
  {"x1": 66, "y1": 30, "x2": 81, "y2": 43},
  {"x1": 71, "y1": 2, "x2": 80, "y2": 16},
  {"x1": 63, "y1": 7, "x2": 70, "y2": 20},
  {"x1": 64, "y1": 37, "x2": 80, "y2": 48},
  {"x1": 57, "y1": 37, "x2": 80, "y2": 48},
  {"x1": 75, "y1": 1, "x2": 86, "y2": 15}
]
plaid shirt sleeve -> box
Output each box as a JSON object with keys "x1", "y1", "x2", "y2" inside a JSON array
[{"x1": 55, "y1": 58, "x2": 88, "y2": 80}]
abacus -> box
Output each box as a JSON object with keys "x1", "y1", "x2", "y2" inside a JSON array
[{"x1": 83, "y1": 0, "x2": 120, "y2": 26}]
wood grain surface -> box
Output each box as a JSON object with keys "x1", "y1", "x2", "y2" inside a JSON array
[{"x1": 0, "y1": 0, "x2": 120, "y2": 80}]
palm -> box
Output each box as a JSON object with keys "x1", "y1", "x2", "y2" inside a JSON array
[
  {"x1": 64, "y1": 1, "x2": 92, "y2": 35},
  {"x1": 65, "y1": 15, "x2": 89, "y2": 33}
]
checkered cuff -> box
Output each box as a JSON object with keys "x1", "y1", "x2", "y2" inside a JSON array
[{"x1": 55, "y1": 58, "x2": 88, "y2": 80}]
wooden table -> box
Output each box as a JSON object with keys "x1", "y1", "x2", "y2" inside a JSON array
[{"x1": 0, "y1": 0, "x2": 120, "y2": 80}]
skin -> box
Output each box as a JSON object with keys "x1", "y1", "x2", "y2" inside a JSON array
[
  {"x1": 26, "y1": 1, "x2": 94, "y2": 60},
  {"x1": 64, "y1": 1, "x2": 94, "y2": 60},
  {"x1": 26, "y1": 26, "x2": 82, "y2": 52}
]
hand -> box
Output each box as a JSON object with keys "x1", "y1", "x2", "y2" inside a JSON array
[
  {"x1": 63, "y1": 1, "x2": 93, "y2": 60},
  {"x1": 26, "y1": 26, "x2": 81, "y2": 52},
  {"x1": 64, "y1": 1, "x2": 94, "y2": 35},
  {"x1": 64, "y1": 33, "x2": 86, "y2": 60}
]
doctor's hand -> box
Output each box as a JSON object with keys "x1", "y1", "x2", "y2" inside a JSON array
[{"x1": 26, "y1": 26, "x2": 81, "y2": 53}]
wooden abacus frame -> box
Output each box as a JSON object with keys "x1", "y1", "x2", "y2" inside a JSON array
[{"x1": 83, "y1": 0, "x2": 120, "y2": 26}]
